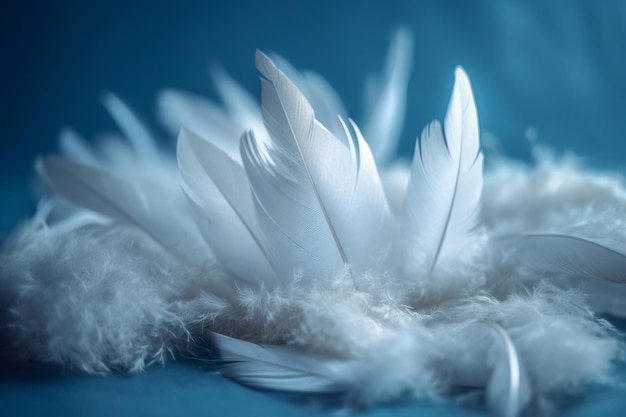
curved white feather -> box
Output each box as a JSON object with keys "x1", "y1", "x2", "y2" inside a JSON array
[
  {"x1": 211, "y1": 66, "x2": 268, "y2": 141},
  {"x1": 37, "y1": 156, "x2": 204, "y2": 267},
  {"x1": 240, "y1": 127, "x2": 343, "y2": 281},
  {"x1": 58, "y1": 127, "x2": 100, "y2": 166},
  {"x1": 496, "y1": 232, "x2": 626, "y2": 283},
  {"x1": 450, "y1": 321, "x2": 531, "y2": 417},
  {"x1": 206, "y1": 330, "x2": 429, "y2": 404},
  {"x1": 241, "y1": 51, "x2": 392, "y2": 280},
  {"x1": 177, "y1": 128, "x2": 279, "y2": 286},
  {"x1": 157, "y1": 89, "x2": 242, "y2": 161},
  {"x1": 206, "y1": 331, "x2": 348, "y2": 394},
  {"x1": 101, "y1": 92, "x2": 160, "y2": 163},
  {"x1": 402, "y1": 67, "x2": 483, "y2": 274},
  {"x1": 363, "y1": 28, "x2": 413, "y2": 165}
]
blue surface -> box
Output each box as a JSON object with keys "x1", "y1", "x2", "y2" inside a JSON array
[
  {"x1": 1, "y1": 362, "x2": 483, "y2": 417},
  {"x1": 2, "y1": 1, "x2": 626, "y2": 416},
  {"x1": 1, "y1": 354, "x2": 626, "y2": 417}
]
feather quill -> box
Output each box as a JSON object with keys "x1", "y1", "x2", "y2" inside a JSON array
[
  {"x1": 177, "y1": 128, "x2": 279, "y2": 286},
  {"x1": 240, "y1": 51, "x2": 392, "y2": 280},
  {"x1": 402, "y1": 67, "x2": 483, "y2": 274},
  {"x1": 496, "y1": 232, "x2": 626, "y2": 283}
]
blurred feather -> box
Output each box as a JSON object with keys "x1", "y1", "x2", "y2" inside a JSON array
[
  {"x1": 158, "y1": 89, "x2": 242, "y2": 161},
  {"x1": 497, "y1": 232, "x2": 626, "y2": 283},
  {"x1": 211, "y1": 65, "x2": 273, "y2": 145},
  {"x1": 363, "y1": 28, "x2": 413, "y2": 165},
  {"x1": 101, "y1": 92, "x2": 160, "y2": 163},
  {"x1": 58, "y1": 127, "x2": 100, "y2": 166},
  {"x1": 37, "y1": 156, "x2": 202, "y2": 267}
]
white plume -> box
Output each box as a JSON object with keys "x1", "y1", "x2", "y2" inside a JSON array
[
  {"x1": 402, "y1": 67, "x2": 483, "y2": 275},
  {"x1": 363, "y1": 28, "x2": 413, "y2": 164},
  {"x1": 239, "y1": 51, "x2": 392, "y2": 281},
  {"x1": 37, "y1": 156, "x2": 203, "y2": 267},
  {"x1": 158, "y1": 89, "x2": 243, "y2": 161}
]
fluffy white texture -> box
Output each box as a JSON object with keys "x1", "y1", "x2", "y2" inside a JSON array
[
  {"x1": 438, "y1": 286, "x2": 620, "y2": 395},
  {"x1": 1, "y1": 217, "x2": 188, "y2": 373},
  {"x1": 2, "y1": 210, "x2": 619, "y2": 408},
  {"x1": 482, "y1": 150, "x2": 626, "y2": 237},
  {"x1": 481, "y1": 149, "x2": 626, "y2": 313}
]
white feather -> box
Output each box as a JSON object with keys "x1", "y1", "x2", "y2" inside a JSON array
[
  {"x1": 177, "y1": 128, "x2": 279, "y2": 286},
  {"x1": 209, "y1": 321, "x2": 533, "y2": 417},
  {"x1": 101, "y1": 92, "x2": 160, "y2": 163},
  {"x1": 363, "y1": 28, "x2": 413, "y2": 165},
  {"x1": 206, "y1": 331, "x2": 348, "y2": 394},
  {"x1": 496, "y1": 232, "x2": 626, "y2": 283},
  {"x1": 58, "y1": 127, "x2": 100, "y2": 166},
  {"x1": 450, "y1": 321, "x2": 531, "y2": 417},
  {"x1": 268, "y1": 54, "x2": 348, "y2": 140},
  {"x1": 240, "y1": 51, "x2": 392, "y2": 281},
  {"x1": 402, "y1": 67, "x2": 483, "y2": 274},
  {"x1": 37, "y1": 156, "x2": 203, "y2": 267},
  {"x1": 211, "y1": 66, "x2": 268, "y2": 142},
  {"x1": 157, "y1": 89, "x2": 242, "y2": 161},
  {"x1": 206, "y1": 329, "x2": 440, "y2": 405}
]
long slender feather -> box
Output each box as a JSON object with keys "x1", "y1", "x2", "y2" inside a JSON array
[
  {"x1": 101, "y1": 92, "x2": 160, "y2": 163},
  {"x1": 241, "y1": 51, "x2": 392, "y2": 280},
  {"x1": 363, "y1": 28, "x2": 413, "y2": 165},
  {"x1": 58, "y1": 127, "x2": 100, "y2": 166},
  {"x1": 205, "y1": 330, "x2": 430, "y2": 403},
  {"x1": 37, "y1": 156, "x2": 204, "y2": 267},
  {"x1": 402, "y1": 67, "x2": 483, "y2": 274},
  {"x1": 206, "y1": 331, "x2": 348, "y2": 394},
  {"x1": 495, "y1": 232, "x2": 626, "y2": 283},
  {"x1": 211, "y1": 66, "x2": 268, "y2": 141},
  {"x1": 177, "y1": 128, "x2": 279, "y2": 286}
]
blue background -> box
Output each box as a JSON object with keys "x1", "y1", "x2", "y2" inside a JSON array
[{"x1": 1, "y1": 1, "x2": 626, "y2": 416}]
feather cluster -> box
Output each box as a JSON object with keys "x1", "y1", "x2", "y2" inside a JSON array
[{"x1": 1, "y1": 30, "x2": 625, "y2": 417}]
